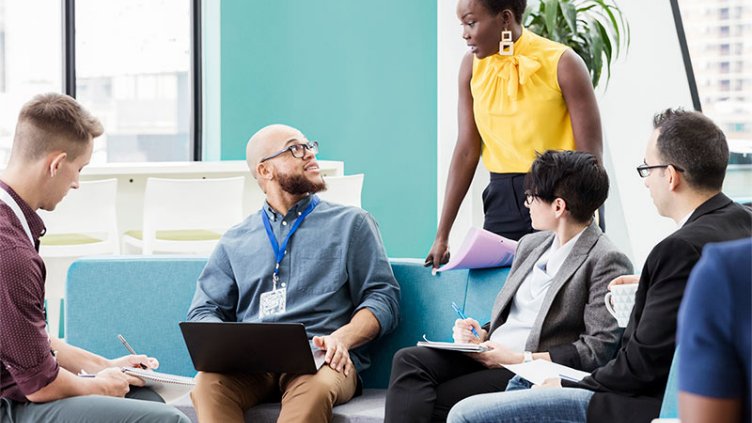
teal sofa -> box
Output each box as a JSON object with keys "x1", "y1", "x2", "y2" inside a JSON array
[{"x1": 65, "y1": 257, "x2": 510, "y2": 422}]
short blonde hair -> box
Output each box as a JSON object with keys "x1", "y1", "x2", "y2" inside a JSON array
[{"x1": 12, "y1": 93, "x2": 104, "y2": 160}]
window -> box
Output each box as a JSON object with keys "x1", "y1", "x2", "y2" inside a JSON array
[
  {"x1": 0, "y1": 0, "x2": 62, "y2": 165},
  {"x1": 678, "y1": 0, "x2": 752, "y2": 201},
  {"x1": 75, "y1": 0, "x2": 193, "y2": 163},
  {"x1": 0, "y1": 0, "x2": 199, "y2": 167}
]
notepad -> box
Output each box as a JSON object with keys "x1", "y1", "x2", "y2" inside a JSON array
[
  {"x1": 417, "y1": 336, "x2": 488, "y2": 353},
  {"x1": 121, "y1": 367, "x2": 195, "y2": 403},
  {"x1": 501, "y1": 359, "x2": 590, "y2": 386},
  {"x1": 435, "y1": 227, "x2": 517, "y2": 272}
]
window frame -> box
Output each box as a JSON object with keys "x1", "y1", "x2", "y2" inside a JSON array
[{"x1": 61, "y1": 0, "x2": 202, "y2": 161}]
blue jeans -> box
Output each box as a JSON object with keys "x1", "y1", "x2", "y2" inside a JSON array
[{"x1": 446, "y1": 382, "x2": 595, "y2": 423}]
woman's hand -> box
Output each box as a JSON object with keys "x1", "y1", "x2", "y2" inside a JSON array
[
  {"x1": 469, "y1": 341, "x2": 523, "y2": 368},
  {"x1": 425, "y1": 239, "x2": 450, "y2": 269},
  {"x1": 452, "y1": 318, "x2": 485, "y2": 344}
]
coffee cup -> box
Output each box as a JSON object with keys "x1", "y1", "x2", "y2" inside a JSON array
[{"x1": 604, "y1": 283, "x2": 638, "y2": 328}]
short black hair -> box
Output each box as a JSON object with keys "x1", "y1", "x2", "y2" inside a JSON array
[
  {"x1": 478, "y1": 0, "x2": 527, "y2": 23},
  {"x1": 652, "y1": 109, "x2": 729, "y2": 192},
  {"x1": 524, "y1": 150, "x2": 609, "y2": 224}
]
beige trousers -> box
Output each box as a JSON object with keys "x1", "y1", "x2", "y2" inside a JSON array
[{"x1": 190, "y1": 366, "x2": 358, "y2": 423}]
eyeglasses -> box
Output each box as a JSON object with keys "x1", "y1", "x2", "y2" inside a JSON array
[
  {"x1": 524, "y1": 190, "x2": 568, "y2": 208},
  {"x1": 635, "y1": 162, "x2": 685, "y2": 178},
  {"x1": 524, "y1": 190, "x2": 537, "y2": 206},
  {"x1": 260, "y1": 141, "x2": 319, "y2": 163}
]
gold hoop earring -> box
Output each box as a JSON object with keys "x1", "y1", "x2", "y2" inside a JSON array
[{"x1": 499, "y1": 29, "x2": 513, "y2": 56}]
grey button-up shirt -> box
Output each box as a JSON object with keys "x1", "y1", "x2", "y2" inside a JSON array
[{"x1": 187, "y1": 195, "x2": 400, "y2": 372}]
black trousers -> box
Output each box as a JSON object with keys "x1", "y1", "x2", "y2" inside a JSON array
[
  {"x1": 482, "y1": 173, "x2": 533, "y2": 241},
  {"x1": 384, "y1": 346, "x2": 514, "y2": 423}
]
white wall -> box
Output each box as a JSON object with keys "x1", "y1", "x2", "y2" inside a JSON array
[{"x1": 436, "y1": 0, "x2": 694, "y2": 269}]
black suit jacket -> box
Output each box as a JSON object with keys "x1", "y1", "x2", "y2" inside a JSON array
[{"x1": 564, "y1": 193, "x2": 752, "y2": 423}]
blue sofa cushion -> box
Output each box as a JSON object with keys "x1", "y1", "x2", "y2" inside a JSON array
[{"x1": 65, "y1": 257, "x2": 510, "y2": 389}]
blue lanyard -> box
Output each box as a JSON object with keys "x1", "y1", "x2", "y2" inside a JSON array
[{"x1": 261, "y1": 195, "x2": 320, "y2": 289}]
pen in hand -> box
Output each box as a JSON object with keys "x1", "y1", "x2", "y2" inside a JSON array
[
  {"x1": 451, "y1": 302, "x2": 481, "y2": 339},
  {"x1": 117, "y1": 334, "x2": 148, "y2": 369}
]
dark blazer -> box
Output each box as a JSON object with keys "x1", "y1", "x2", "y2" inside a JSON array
[
  {"x1": 488, "y1": 221, "x2": 633, "y2": 371},
  {"x1": 568, "y1": 193, "x2": 752, "y2": 423}
]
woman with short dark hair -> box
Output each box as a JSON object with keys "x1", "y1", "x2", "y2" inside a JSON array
[{"x1": 386, "y1": 151, "x2": 631, "y2": 423}]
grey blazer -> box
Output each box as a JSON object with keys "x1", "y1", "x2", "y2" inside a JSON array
[{"x1": 487, "y1": 222, "x2": 633, "y2": 371}]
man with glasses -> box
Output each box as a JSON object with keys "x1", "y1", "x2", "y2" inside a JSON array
[
  {"x1": 446, "y1": 109, "x2": 752, "y2": 423},
  {"x1": 187, "y1": 124, "x2": 400, "y2": 423}
]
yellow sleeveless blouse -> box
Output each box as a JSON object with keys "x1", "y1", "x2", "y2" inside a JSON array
[{"x1": 472, "y1": 28, "x2": 575, "y2": 173}]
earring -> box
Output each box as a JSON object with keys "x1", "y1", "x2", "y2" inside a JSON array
[{"x1": 499, "y1": 29, "x2": 513, "y2": 56}]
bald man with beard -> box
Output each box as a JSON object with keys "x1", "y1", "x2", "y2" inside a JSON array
[{"x1": 187, "y1": 124, "x2": 401, "y2": 423}]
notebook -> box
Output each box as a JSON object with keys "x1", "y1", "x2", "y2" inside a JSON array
[
  {"x1": 179, "y1": 321, "x2": 326, "y2": 375},
  {"x1": 121, "y1": 367, "x2": 195, "y2": 403},
  {"x1": 417, "y1": 335, "x2": 488, "y2": 353},
  {"x1": 435, "y1": 227, "x2": 517, "y2": 273},
  {"x1": 501, "y1": 359, "x2": 590, "y2": 386}
]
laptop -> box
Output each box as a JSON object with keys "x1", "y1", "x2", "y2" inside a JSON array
[{"x1": 179, "y1": 322, "x2": 325, "y2": 374}]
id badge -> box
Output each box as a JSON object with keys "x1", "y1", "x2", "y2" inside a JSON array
[{"x1": 259, "y1": 287, "x2": 286, "y2": 318}]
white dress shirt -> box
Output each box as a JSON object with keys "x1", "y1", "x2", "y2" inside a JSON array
[{"x1": 489, "y1": 229, "x2": 584, "y2": 351}]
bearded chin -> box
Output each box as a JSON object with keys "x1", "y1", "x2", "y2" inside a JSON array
[{"x1": 277, "y1": 172, "x2": 327, "y2": 196}]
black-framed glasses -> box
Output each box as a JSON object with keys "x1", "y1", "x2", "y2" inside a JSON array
[
  {"x1": 524, "y1": 190, "x2": 537, "y2": 206},
  {"x1": 524, "y1": 190, "x2": 568, "y2": 208},
  {"x1": 635, "y1": 162, "x2": 685, "y2": 178},
  {"x1": 260, "y1": 141, "x2": 319, "y2": 163}
]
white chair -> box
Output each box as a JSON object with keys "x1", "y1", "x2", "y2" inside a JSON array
[
  {"x1": 122, "y1": 176, "x2": 245, "y2": 255},
  {"x1": 38, "y1": 178, "x2": 119, "y2": 257},
  {"x1": 318, "y1": 174, "x2": 364, "y2": 208}
]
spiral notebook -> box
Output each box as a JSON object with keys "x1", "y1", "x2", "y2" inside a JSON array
[{"x1": 121, "y1": 367, "x2": 195, "y2": 403}]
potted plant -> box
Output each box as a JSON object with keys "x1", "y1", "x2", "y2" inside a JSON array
[{"x1": 523, "y1": 0, "x2": 630, "y2": 88}]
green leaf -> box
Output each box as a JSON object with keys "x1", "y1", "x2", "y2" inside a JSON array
[
  {"x1": 543, "y1": 0, "x2": 560, "y2": 39},
  {"x1": 560, "y1": 1, "x2": 577, "y2": 34}
]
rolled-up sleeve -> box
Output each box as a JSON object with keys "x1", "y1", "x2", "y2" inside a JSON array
[
  {"x1": 346, "y1": 213, "x2": 400, "y2": 338},
  {"x1": 0, "y1": 252, "x2": 59, "y2": 399},
  {"x1": 187, "y1": 242, "x2": 238, "y2": 323}
]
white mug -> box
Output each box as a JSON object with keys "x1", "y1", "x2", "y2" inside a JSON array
[{"x1": 604, "y1": 283, "x2": 638, "y2": 328}]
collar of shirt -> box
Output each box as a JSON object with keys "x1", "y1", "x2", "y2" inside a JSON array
[
  {"x1": 677, "y1": 209, "x2": 695, "y2": 228},
  {"x1": 263, "y1": 194, "x2": 315, "y2": 222},
  {"x1": 0, "y1": 180, "x2": 46, "y2": 241},
  {"x1": 538, "y1": 228, "x2": 586, "y2": 277}
]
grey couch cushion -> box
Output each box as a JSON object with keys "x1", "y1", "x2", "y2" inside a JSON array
[{"x1": 173, "y1": 389, "x2": 386, "y2": 423}]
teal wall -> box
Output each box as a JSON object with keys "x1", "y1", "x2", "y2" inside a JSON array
[{"x1": 219, "y1": 0, "x2": 437, "y2": 258}]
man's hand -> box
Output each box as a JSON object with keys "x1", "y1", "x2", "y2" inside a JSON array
[
  {"x1": 452, "y1": 318, "x2": 484, "y2": 344},
  {"x1": 425, "y1": 239, "x2": 450, "y2": 269},
  {"x1": 608, "y1": 274, "x2": 639, "y2": 290},
  {"x1": 109, "y1": 355, "x2": 159, "y2": 370},
  {"x1": 533, "y1": 378, "x2": 562, "y2": 389},
  {"x1": 469, "y1": 342, "x2": 522, "y2": 368},
  {"x1": 312, "y1": 335, "x2": 353, "y2": 376},
  {"x1": 93, "y1": 368, "x2": 140, "y2": 397}
]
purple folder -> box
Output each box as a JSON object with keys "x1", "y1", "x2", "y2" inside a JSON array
[{"x1": 436, "y1": 227, "x2": 518, "y2": 272}]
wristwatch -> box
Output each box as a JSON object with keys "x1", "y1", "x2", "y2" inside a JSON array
[{"x1": 523, "y1": 351, "x2": 533, "y2": 363}]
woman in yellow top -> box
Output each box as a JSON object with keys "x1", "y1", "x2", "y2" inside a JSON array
[{"x1": 426, "y1": 0, "x2": 603, "y2": 268}]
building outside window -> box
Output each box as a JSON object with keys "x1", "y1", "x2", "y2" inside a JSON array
[
  {"x1": 679, "y1": 0, "x2": 752, "y2": 203},
  {"x1": 75, "y1": 0, "x2": 191, "y2": 163},
  {"x1": 0, "y1": 0, "x2": 192, "y2": 166}
]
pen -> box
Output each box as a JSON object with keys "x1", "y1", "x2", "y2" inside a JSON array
[
  {"x1": 117, "y1": 334, "x2": 148, "y2": 369},
  {"x1": 451, "y1": 302, "x2": 480, "y2": 338}
]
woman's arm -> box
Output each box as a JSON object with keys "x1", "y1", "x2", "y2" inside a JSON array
[
  {"x1": 558, "y1": 50, "x2": 603, "y2": 162},
  {"x1": 426, "y1": 52, "x2": 482, "y2": 268}
]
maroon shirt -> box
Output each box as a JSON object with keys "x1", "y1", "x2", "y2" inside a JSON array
[{"x1": 0, "y1": 180, "x2": 58, "y2": 403}]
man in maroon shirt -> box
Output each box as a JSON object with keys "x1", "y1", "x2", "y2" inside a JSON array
[{"x1": 0, "y1": 93, "x2": 188, "y2": 422}]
